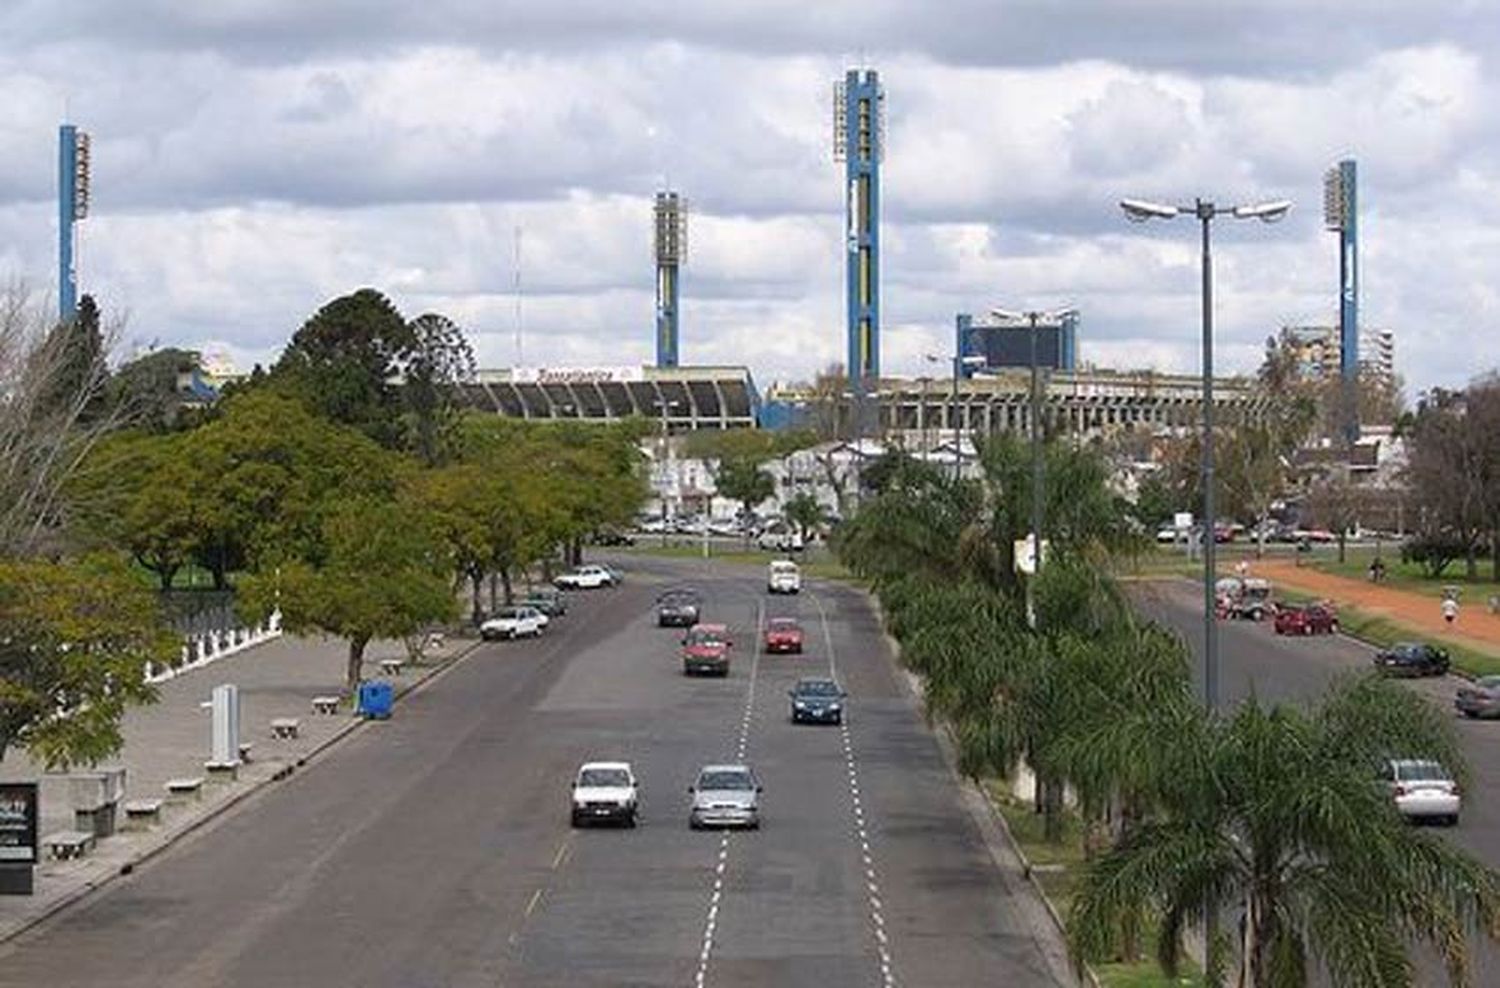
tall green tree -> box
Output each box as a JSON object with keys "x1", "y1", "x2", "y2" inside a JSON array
[
  {"x1": 402, "y1": 312, "x2": 475, "y2": 466},
  {"x1": 272, "y1": 288, "x2": 416, "y2": 448},
  {"x1": 67, "y1": 431, "x2": 199, "y2": 588},
  {"x1": 783, "y1": 492, "x2": 824, "y2": 543},
  {"x1": 0, "y1": 554, "x2": 175, "y2": 767},
  {"x1": 1070, "y1": 675, "x2": 1500, "y2": 987},
  {"x1": 240, "y1": 495, "x2": 454, "y2": 695},
  {"x1": 107, "y1": 346, "x2": 203, "y2": 432}
]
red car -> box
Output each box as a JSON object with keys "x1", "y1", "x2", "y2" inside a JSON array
[
  {"x1": 1273, "y1": 602, "x2": 1339, "y2": 636},
  {"x1": 681, "y1": 623, "x2": 731, "y2": 676},
  {"x1": 764, "y1": 617, "x2": 804, "y2": 654}
]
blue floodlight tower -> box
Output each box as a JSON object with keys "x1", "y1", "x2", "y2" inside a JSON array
[
  {"x1": 835, "y1": 69, "x2": 883, "y2": 397},
  {"x1": 1324, "y1": 159, "x2": 1358, "y2": 441},
  {"x1": 653, "y1": 191, "x2": 687, "y2": 368},
  {"x1": 58, "y1": 123, "x2": 91, "y2": 323}
]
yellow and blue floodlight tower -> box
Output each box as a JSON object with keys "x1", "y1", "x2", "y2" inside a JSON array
[
  {"x1": 654, "y1": 191, "x2": 687, "y2": 368},
  {"x1": 835, "y1": 69, "x2": 883, "y2": 397},
  {"x1": 58, "y1": 123, "x2": 91, "y2": 322},
  {"x1": 1324, "y1": 158, "x2": 1358, "y2": 441}
]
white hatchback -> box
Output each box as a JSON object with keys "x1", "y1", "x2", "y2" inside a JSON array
[
  {"x1": 1385, "y1": 758, "x2": 1461, "y2": 826},
  {"x1": 555, "y1": 565, "x2": 617, "y2": 590}
]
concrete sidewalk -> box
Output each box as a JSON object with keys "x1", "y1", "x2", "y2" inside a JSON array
[{"x1": 0, "y1": 632, "x2": 476, "y2": 944}]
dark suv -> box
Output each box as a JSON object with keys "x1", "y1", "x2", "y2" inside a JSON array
[{"x1": 656, "y1": 589, "x2": 701, "y2": 628}]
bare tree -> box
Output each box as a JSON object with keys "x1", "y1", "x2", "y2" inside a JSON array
[{"x1": 0, "y1": 283, "x2": 120, "y2": 557}]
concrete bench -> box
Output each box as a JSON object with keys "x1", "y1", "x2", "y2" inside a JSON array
[
  {"x1": 378, "y1": 658, "x2": 406, "y2": 677},
  {"x1": 311, "y1": 696, "x2": 341, "y2": 715},
  {"x1": 123, "y1": 799, "x2": 164, "y2": 827},
  {"x1": 164, "y1": 777, "x2": 204, "y2": 800},
  {"x1": 271, "y1": 717, "x2": 301, "y2": 739},
  {"x1": 44, "y1": 830, "x2": 95, "y2": 860},
  {"x1": 204, "y1": 761, "x2": 239, "y2": 780},
  {"x1": 238, "y1": 742, "x2": 254, "y2": 763}
]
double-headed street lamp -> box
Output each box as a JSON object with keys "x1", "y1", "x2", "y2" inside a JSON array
[
  {"x1": 1119, "y1": 196, "x2": 1291, "y2": 710},
  {"x1": 991, "y1": 307, "x2": 1077, "y2": 630}
]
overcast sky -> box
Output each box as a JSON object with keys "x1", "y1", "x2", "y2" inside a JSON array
[{"x1": 2, "y1": 1, "x2": 1496, "y2": 393}]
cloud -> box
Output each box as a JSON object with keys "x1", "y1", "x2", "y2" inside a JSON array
[{"x1": 0, "y1": 5, "x2": 1494, "y2": 398}]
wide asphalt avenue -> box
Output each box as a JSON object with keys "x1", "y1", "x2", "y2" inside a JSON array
[{"x1": 0, "y1": 555, "x2": 1074, "y2": 988}]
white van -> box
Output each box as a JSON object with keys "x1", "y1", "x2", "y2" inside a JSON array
[{"x1": 767, "y1": 559, "x2": 801, "y2": 595}]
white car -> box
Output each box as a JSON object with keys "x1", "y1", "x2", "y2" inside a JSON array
[
  {"x1": 757, "y1": 529, "x2": 804, "y2": 552},
  {"x1": 1384, "y1": 758, "x2": 1460, "y2": 826},
  {"x1": 480, "y1": 606, "x2": 547, "y2": 640},
  {"x1": 767, "y1": 559, "x2": 801, "y2": 595},
  {"x1": 571, "y1": 761, "x2": 638, "y2": 827},
  {"x1": 555, "y1": 565, "x2": 617, "y2": 590}
]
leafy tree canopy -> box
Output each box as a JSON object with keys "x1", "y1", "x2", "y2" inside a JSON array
[{"x1": 0, "y1": 554, "x2": 175, "y2": 768}]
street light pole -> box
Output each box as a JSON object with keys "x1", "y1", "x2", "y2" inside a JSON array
[
  {"x1": 951, "y1": 355, "x2": 961, "y2": 483},
  {"x1": 1028, "y1": 312, "x2": 1044, "y2": 631},
  {"x1": 1196, "y1": 200, "x2": 1220, "y2": 711},
  {"x1": 1119, "y1": 195, "x2": 1291, "y2": 712}
]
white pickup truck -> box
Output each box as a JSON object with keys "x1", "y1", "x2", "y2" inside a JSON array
[
  {"x1": 767, "y1": 559, "x2": 802, "y2": 595},
  {"x1": 555, "y1": 564, "x2": 618, "y2": 590}
]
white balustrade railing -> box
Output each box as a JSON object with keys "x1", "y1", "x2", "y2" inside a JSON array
[{"x1": 144, "y1": 611, "x2": 283, "y2": 684}]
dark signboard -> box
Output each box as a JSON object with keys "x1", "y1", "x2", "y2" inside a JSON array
[{"x1": 0, "y1": 783, "x2": 39, "y2": 864}]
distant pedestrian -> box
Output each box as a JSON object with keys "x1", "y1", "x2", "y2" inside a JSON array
[{"x1": 1442, "y1": 597, "x2": 1459, "y2": 626}]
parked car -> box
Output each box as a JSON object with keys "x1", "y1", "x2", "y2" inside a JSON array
[
  {"x1": 555, "y1": 565, "x2": 617, "y2": 590},
  {"x1": 788, "y1": 677, "x2": 845, "y2": 725},
  {"x1": 520, "y1": 587, "x2": 567, "y2": 617},
  {"x1": 763, "y1": 617, "x2": 804, "y2": 654},
  {"x1": 1373, "y1": 642, "x2": 1450, "y2": 677},
  {"x1": 570, "y1": 761, "x2": 638, "y2": 828},
  {"x1": 688, "y1": 764, "x2": 761, "y2": 829},
  {"x1": 592, "y1": 528, "x2": 636, "y2": 547},
  {"x1": 758, "y1": 528, "x2": 804, "y2": 552},
  {"x1": 1155, "y1": 526, "x2": 1178, "y2": 544},
  {"x1": 1382, "y1": 758, "x2": 1460, "y2": 826},
  {"x1": 1273, "y1": 602, "x2": 1338, "y2": 636},
  {"x1": 656, "y1": 589, "x2": 702, "y2": 628},
  {"x1": 480, "y1": 606, "x2": 547, "y2": 640},
  {"x1": 681, "y1": 623, "x2": 732, "y2": 676},
  {"x1": 767, "y1": 559, "x2": 801, "y2": 595},
  {"x1": 1454, "y1": 676, "x2": 1500, "y2": 719}
]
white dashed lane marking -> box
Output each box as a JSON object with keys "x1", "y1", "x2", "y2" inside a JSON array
[
  {"x1": 812, "y1": 591, "x2": 899, "y2": 988},
  {"x1": 693, "y1": 599, "x2": 763, "y2": 988}
]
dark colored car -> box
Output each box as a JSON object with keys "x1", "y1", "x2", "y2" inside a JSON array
[
  {"x1": 789, "y1": 677, "x2": 845, "y2": 725},
  {"x1": 1455, "y1": 676, "x2": 1500, "y2": 719},
  {"x1": 1373, "y1": 642, "x2": 1450, "y2": 678},
  {"x1": 1273, "y1": 602, "x2": 1338, "y2": 636},
  {"x1": 763, "y1": 617, "x2": 804, "y2": 654},
  {"x1": 656, "y1": 589, "x2": 702, "y2": 628},
  {"x1": 593, "y1": 528, "x2": 636, "y2": 547},
  {"x1": 682, "y1": 623, "x2": 731, "y2": 676},
  {"x1": 521, "y1": 587, "x2": 567, "y2": 617}
]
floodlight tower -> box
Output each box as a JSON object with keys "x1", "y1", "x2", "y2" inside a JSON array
[
  {"x1": 58, "y1": 123, "x2": 92, "y2": 322},
  {"x1": 654, "y1": 191, "x2": 687, "y2": 368},
  {"x1": 1324, "y1": 159, "x2": 1359, "y2": 442},
  {"x1": 834, "y1": 68, "x2": 884, "y2": 401}
]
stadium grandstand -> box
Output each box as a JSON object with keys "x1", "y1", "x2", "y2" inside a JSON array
[{"x1": 461, "y1": 365, "x2": 758, "y2": 431}]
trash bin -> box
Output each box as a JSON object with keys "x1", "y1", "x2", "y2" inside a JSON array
[{"x1": 357, "y1": 680, "x2": 393, "y2": 720}]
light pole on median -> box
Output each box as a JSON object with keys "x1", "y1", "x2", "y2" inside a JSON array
[
  {"x1": 925, "y1": 353, "x2": 984, "y2": 481},
  {"x1": 992, "y1": 307, "x2": 1077, "y2": 631},
  {"x1": 653, "y1": 399, "x2": 682, "y2": 547},
  {"x1": 1119, "y1": 196, "x2": 1291, "y2": 711}
]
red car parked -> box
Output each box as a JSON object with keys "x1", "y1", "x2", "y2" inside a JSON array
[
  {"x1": 763, "y1": 617, "x2": 804, "y2": 654},
  {"x1": 1273, "y1": 602, "x2": 1339, "y2": 636}
]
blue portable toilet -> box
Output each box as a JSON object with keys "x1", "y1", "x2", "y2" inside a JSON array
[{"x1": 357, "y1": 680, "x2": 393, "y2": 720}]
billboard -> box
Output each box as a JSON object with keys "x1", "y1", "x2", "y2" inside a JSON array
[
  {"x1": 512, "y1": 366, "x2": 645, "y2": 385},
  {"x1": 0, "y1": 784, "x2": 38, "y2": 864}
]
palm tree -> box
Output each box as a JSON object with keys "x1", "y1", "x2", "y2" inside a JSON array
[{"x1": 1069, "y1": 674, "x2": 1500, "y2": 987}]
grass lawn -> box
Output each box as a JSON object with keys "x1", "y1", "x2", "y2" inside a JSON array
[
  {"x1": 1307, "y1": 544, "x2": 1500, "y2": 601},
  {"x1": 982, "y1": 781, "x2": 1205, "y2": 988}
]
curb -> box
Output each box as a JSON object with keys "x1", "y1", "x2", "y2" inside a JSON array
[
  {"x1": 864, "y1": 593, "x2": 1093, "y2": 988},
  {"x1": 0, "y1": 638, "x2": 484, "y2": 947}
]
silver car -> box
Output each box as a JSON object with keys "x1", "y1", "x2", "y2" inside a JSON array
[{"x1": 688, "y1": 764, "x2": 761, "y2": 830}]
